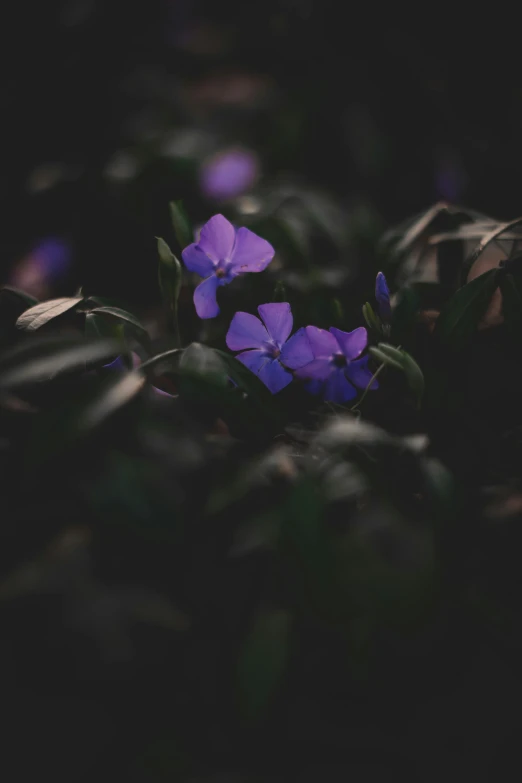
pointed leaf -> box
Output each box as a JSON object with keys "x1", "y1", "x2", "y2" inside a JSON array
[
  {"x1": 16, "y1": 297, "x2": 83, "y2": 331},
  {"x1": 169, "y1": 200, "x2": 193, "y2": 250},
  {"x1": 89, "y1": 306, "x2": 152, "y2": 351}
]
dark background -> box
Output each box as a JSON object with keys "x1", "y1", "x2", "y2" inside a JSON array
[{"x1": 3, "y1": 3, "x2": 522, "y2": 302}]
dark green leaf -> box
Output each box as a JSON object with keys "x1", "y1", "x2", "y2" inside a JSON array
[
  {"x1": 236, "y1": 608, "x2": 291, "y2": 721},
  {"x1": 179, "y1": 342, "x2": 228, "y2": 387},
  {"x1": 169, "y1": 200, "x2": 193, "y2": 250},
  {"x1": 432, "y1": 269, "x2": 500, "y2": 350},
  {"x1": 362, "y1": 301, "x2": 380, "y2": 332},
  {"x1": 157, "y1": 237, "x2": 183, "y2": 342},
  {"x1": 89, "y1": 306, "x2": 151, "y2": 351},
  {"x1": 16, "y1": 297, "x2": 83, "y2": 331},
  {"x1": 369, "y1": 346, "x2": 403, "y2": 370},
  {"x1": 89, "y1": 306, "x2": 148, "y2": 335}
]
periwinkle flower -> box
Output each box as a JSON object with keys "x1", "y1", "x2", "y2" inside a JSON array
[
  {"x1": 200, "y1": 148, "x2": 259, "y2": 201},
  {"x1": 295, "y1": 325, "x2": 377, "y2": 404},
  {"x1": 226, "y1": 302, "x2": 313, "y2": 394},
  {"x1": 375, "y1": 271, "x2": 392, "y2": 323},
  {"x1": 182, "y1": 214, "x2": 274, "y2": 319}
]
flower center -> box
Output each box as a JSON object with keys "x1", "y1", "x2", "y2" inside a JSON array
[
  {"x1": 263, "y1": 341, "x2": 281, "y2": 359},
  {"x1": 215, "y1": 267, "x2": 226, "y2": 279},
  {"x1": 333, "y1": 353, "x2": 346, "y2": 368}
]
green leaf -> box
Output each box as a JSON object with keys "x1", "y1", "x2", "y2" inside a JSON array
[
  {"x1": 157, "y1": 237, "x2": 183, "y2": 343},
  {"x1": 89, "y1": 306, "x2": 147, "y2": 335},
  {"x1": 362, "y1": 301, "x2": 380, "y2": 332},
  {"x1": 369, "y1": 346, "x2": 403, "y2": 371},
  {"x1": 169, "y1": 200, "x2": 193, "y2": 250},
  {"x1": 0, "y1": 336, "x2": 121, "y2": 389},
  {"x1": 84, "y1": 312, "x2": 119, "y2": 340},
  {"x1": 369, "y1": 344, "x2": 424, "y2": 405},
  {"x1": 179, "y1": 342, "x2": 228, "y2": 387},
  {"x1": 236, "y1": 608, "x2": 291, "y2": 721},
  {"x1": 89, "y1": 306, "x2": 151, "y2": 351},
  {"x1": 16, "y1": 297, "x2": 83, "y2": 331},
  {"x1": 139, "y1": 348, "x2": 183, "y2": 375},
  {"x1": 432, "y1": 269, "x2": 500, "y2": 350}
]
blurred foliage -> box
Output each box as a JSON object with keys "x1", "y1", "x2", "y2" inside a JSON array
[{"x1": 3, "y1": 198, "x2": 522, "y2": 782}]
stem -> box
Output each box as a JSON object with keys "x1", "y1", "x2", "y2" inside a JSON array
[
  {"x1": 171, "y1": 302, "x2": 181, "y2": 349},
  {"x1": 350, "y1": 363, "x2": 385, "y2": 412}
]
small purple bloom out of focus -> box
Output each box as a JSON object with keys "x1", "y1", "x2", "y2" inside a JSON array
[
  {"x1": 226, "y1": 302, "x2": 313, "y2": 394},
  {"x1": 10, "y1": 237, "x2": 71, "y2": 298},
  {"x1": 200, "y1": 148, "x2": 259, "y2": 201},
  {"x1": 295, "y1": 325, "x2": 377, "y2": 404},
  {"x1": 182, "y1": 214, "x2": 274, "y2": 319},
  {"x1": 375, "y1": 271, "x2": 392, "y2": 323}
]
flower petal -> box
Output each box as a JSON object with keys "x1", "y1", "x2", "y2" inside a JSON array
[
  {"x1": 305, "y1": 326, "x2": 338, "y2": 358},
  {"x1": 330, "y1": 326, "x2": 367, "y2": 360},
  {"x1": 236, "y1": 351, "x2": 292, "y2": 393},
  {"x1": 226, "y1": 311, "x2": 269, "y2": 351},
  {"x1": 229, "y1": 227, "x2": 274, "y2": 272},
  {"x1": 182, "y1": 243, "x2": 215, "y2": 277},
  {"x1": 280, "y1": 327, "x2": 314, "y2": 369},
  {"x1": 193, "y1": 275, "x2": 220, "y2": 319},
  {"x1": 258, "y1": 302, "x2": 293, "y2": 344},
  {"x1": 324, "y1": 368, "x2": 357, "y2": 404},
  {"x1": 259, "y1": 358, "x2": 293, "y2": 394},
  {"x1": 294, "y1": 358, "x2": 332, "y2": 381},
  {"x1": 346, "y1": 356, "x2": 378, "y2": 390},
  {"x1": 198, "y1": 214, "x2": 236, "y2": 263},
  {"x1": 375, "y1": 272, "x2": 392, "y2": 321}
]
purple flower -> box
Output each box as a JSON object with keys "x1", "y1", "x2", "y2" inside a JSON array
[
  {"x1": 375, "y1": 272, "x2": 392, "y2": 323},
  {"x1": 182, "y1": 214, "x2": 275, "y2": 319},
  {"x1": 200, "y1": 148, "x2": 259, "y2": 201},
  {"x1": 295, "y1": 325, "x2": 377, "y2": 404},
  {"x1": 226, "y1": 302, "x2": 314, "y2": 394},
  {"x1": 10, "y1": 237, "x2": 71, "y2": 298}
]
